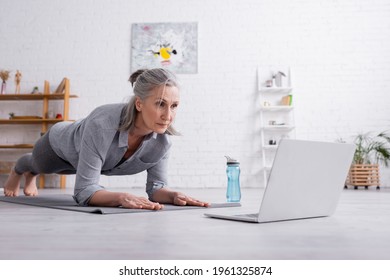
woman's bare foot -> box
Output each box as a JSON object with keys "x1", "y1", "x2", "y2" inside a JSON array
[
  {"x1": 4, "y1": 169, "x2": 22, "y2": 196},
  {"x1": 23, "y1": 172, "x2": 38, "y2": 196}
]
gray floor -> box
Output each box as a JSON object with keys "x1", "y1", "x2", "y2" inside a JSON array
[{"x1": 0, "y1": 187, "x2": 389, "y2": 260}]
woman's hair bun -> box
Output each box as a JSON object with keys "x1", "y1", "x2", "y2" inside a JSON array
[{"x1": 129, "y1": 69, "x2": 147, "y2": 87}]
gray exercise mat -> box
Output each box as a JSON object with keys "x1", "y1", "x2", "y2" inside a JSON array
[{"x1": 0, "y1": 194, "x2": 241, "y2": 214}]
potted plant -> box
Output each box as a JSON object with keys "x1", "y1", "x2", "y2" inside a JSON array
[{"x1": 346, "y1": 131, "x2": 390, "y2": 189}]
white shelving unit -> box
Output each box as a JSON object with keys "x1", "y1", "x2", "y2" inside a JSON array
[{"x1": 258, "y1": 66, "x2": 296, "y2": 187}]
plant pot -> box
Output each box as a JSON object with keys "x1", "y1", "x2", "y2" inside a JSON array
[{"x1": 345, "y1": 164, "x2": 380, "y2": 189}]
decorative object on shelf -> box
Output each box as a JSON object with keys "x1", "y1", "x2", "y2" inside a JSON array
[
  {"x1": 258, "y1": 66, "x2": 291, "y2": 89},
  {"x1": 0, "y1": 69, "x2": 11, "y2": 94},
  {"x1": 14, "y1": 70, "x2": 22, "y2": 94},
  {"x1": 56, "y1": 113, "x2": 63, "y2": 119},
  {"x1": 273, "y1": 71, "x2": 286, "y2": 87},
  {"x1": 344, "y1": 131, "x2": 390, "y2": 190},
  {"x1": 54, "y1": 78, "x2": 66, "y2": 94},
  {"x1": 281, "y1": 95, "x2": 293, "y2": 106},
  {"x1": 1, "y1": 82, "x2": 5, "y2": 94},
  {"x1": 31, "y1": 86, "x2": 39, "y2": 94},
  {"x1": 8, "y1": 112, "x2": 15, "y2": 119},
  {"x1": 47, "y1": 110, "x2": 54, "y2": 119},
  {"x1": 268, "y1": 139, "x2": 277, "y2": 145},
  {"x1": 265, "y1": 79, "x2": 273, "y2": 87}
]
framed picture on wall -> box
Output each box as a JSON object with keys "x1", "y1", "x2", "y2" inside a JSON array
[{"x1": 131, "y1": 22, "x2": 198, "y2": 74}]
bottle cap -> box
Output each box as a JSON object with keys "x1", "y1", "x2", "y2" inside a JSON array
[{"x1": 225, "y1": 155, "x2": 239, "y2": 164}]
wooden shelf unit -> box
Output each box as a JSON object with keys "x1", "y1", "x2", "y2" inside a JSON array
[
  {"x1": 0, "y1": 78, "x2": 78, "y2": 189},
  {"x1": 0, "y1": 144, "x2": 34, "y2": 149},
  {"x1": 0, "y1": 93, "x2": 78, "y2": 101},
  {"x1": 0, "y1": 119, "x2": 66, "y2": 124}
]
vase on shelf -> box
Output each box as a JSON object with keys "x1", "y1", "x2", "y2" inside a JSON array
[{"x1": 1, "y1": 82, "x2": 6, "y2": 94}]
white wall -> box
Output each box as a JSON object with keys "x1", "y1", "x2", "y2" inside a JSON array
[{"x1": 1, "y1": 0, "x2": 389, "y2": 189}]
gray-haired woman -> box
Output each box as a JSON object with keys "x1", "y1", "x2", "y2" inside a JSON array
[{"x1": 4, "y1": 68, "x2": 209, "y2": 210}]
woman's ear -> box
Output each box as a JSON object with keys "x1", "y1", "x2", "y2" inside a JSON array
[{"x1": 135, "y1": 97, "x2": 143, "y2": 112}]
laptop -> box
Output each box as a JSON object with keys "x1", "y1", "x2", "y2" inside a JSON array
[{"x1": 204, "y1": 139, "x2": 355, "y2": 223}]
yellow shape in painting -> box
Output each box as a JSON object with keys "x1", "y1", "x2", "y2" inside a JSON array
[{"x1": 160, "y1": 47, "x2": 172, "y2": 59}]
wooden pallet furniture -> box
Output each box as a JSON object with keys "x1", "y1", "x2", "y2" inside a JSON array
[{"x1": 345, "y1": 164, "x2": 380, "y2": 189}]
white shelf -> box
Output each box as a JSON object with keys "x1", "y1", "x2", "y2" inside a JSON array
[
  {"x1": 263, "y1": 145, "x2": 279, "y2": 150},
  {"x1": 259, "y1": 87, "x2": 293, "y2": 94},
  {"x1": 262, "y1": 125, "x2": 295, "y2": 131},
  {"x1": 260, "y1": 105, "x2": 294, "y2": 111},
  {"x1": 263, "y1": 166, "x2": 272, "y2": 172}
]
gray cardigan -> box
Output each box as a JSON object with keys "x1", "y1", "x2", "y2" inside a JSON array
[{"x1": 49, "y1": 103, "x2": 172, "y2": 206}]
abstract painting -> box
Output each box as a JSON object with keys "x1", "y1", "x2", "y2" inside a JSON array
[{"x1": 131, "y1": 22, "x2": 198, "y2": 74}]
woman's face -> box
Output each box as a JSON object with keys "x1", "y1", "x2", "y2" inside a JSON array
[{"x1": 135, "y1": 85, "x2": 180, "y2": 134}]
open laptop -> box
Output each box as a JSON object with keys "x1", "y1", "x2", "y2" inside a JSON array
[{"x1": 204, "y1": 139, "x2": 355, "y2": 223}]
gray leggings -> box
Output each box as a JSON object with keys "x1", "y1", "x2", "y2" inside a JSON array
[{"x1": 14, "y1": 131, "x2": 76, "y2": 175}]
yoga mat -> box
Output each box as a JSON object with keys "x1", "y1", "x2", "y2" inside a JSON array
[{"x1": 0, "y1": 194, "x2": 241, "y2": 214}]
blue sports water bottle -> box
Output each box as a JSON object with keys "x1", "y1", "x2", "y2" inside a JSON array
[{"x1": 225, "y1": 156, "x2": 241, "y2": 202}]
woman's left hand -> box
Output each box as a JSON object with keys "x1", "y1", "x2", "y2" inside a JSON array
[{"x1": 172, "y1": 192, "x2": 210, "y2": 207}]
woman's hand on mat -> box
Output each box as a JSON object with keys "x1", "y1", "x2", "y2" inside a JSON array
[
  {"x1": 172, "y1": 192, "x2": 210, "y2": 207},
  {"x1": 150, "y1": 188, "x2": 210, "y2": 207},
  {"x1": 121, "y1": 194, "x2": 164, "y2": 210},
  {"x1": 89, "y1": 190, "x2": 163, "y2": 210}
]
